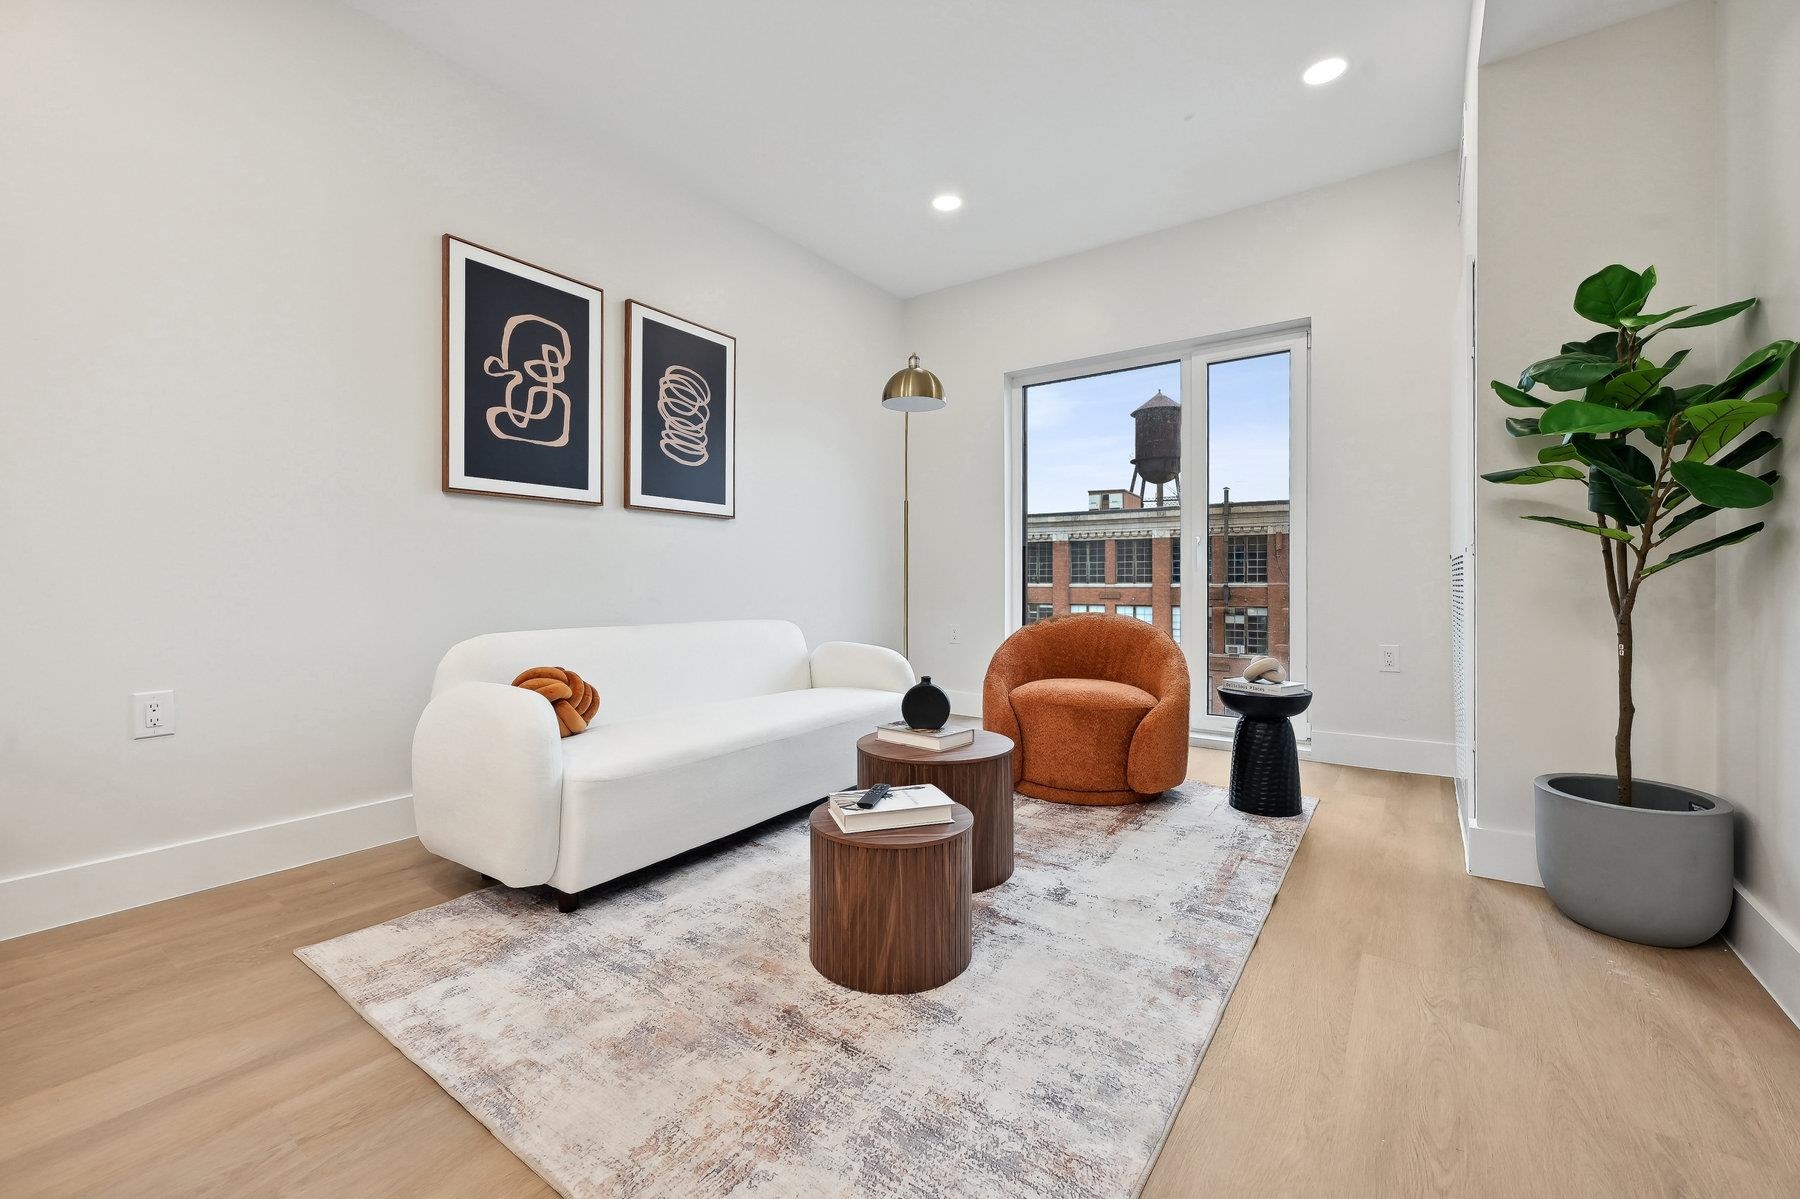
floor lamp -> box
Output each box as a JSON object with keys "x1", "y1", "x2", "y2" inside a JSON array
[{"x1": 881, "y1": 353, "x2": 946, "y2": 660}]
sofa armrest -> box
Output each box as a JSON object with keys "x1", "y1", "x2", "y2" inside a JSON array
[
  {"x1": 809, "y1": 641, "x2": 915, "y2": 693},
  {"x1": 412, "y1": 682, "x2": 564, "y2": 887},
  {"x1": 1127, "y1": 674, "x2": 1192, "y2": 796}
]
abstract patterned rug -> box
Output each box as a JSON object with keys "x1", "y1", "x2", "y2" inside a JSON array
[{"x1": 298, "y1": 783, "x2": 1311, "y2": 1198}]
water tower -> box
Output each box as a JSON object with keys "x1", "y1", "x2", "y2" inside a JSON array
[{"x1": 1128, "y1": 390, "x2": 1181, "y2": 506}]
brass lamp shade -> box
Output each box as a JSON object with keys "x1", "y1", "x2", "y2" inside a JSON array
[{"x1": 881, "y1": 353, "x2": 946, "y2": 412}]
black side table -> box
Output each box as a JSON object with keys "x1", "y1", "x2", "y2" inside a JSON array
[{"x1": 1216, "y1": 687, "x2": 1313, "y2": 817}]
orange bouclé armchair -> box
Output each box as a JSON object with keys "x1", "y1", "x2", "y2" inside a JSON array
[{"x1": 983, "y1": 613, "x2": 1191, "y2": 805}]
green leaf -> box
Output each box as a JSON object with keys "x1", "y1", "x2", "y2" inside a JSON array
[
  {"x1": 1660, "y1": 472, "x2": 1778, "y2": 540},
  {"x1": 1681, "y1": 396, "x2": 1784, "y2": 462},
  {"x1": 1700, "y1": 340, "x2": 1798, "y2": 403},
  {"x1": 1574, "y1": 264, "x2": 1656, "y2": 327},
  {"x1": 1522, "y1": 515, "x2": 1634, "y2": 541},
  {"x1": 1620, "y1": 306, "x2": 1691, "y2": 330},
  {"x1": 1506, "y1": 416, "x2": 1542, "y2": 437},
  {"x1": 1524, "y1": 353, "x2": 1625, "y2": 392},
  {"x1": 1539, "y1": 400, "x2": 1666, "y2": 436},
  {"x1": 1482, "y1": 464, "x2": 1586, "y2": 485},
  {"x1": 1669, "y1": 460, "x2": 1777, "y2": 508},
  {"x1": 1492, "y1": 380, "x2": 1550, "y2": 409},
  {"x1": 1643, "y1": 522, "x2": 1765, "y2": 577},
  {"x1": 1588, "y1": 470, "x2": 1652, "y2": 525},
  {"x1": 1538, "y1": 443, "x2": 1582, "y2": 464},
  {"x1": 1716, "y1": 431, "x2": 1780, "y2": 471},
  {"x1": 1662, "y1": 347, "x2": 1690, "y2": 375},
  {"x1": 1660, "y1": 502, "x2": 1718, "y2": 540},
  {"x1": 1561, "y1": 332, "x2": 1621, "y2": 358},
  {"x1": 1603, "y1": 364, "x2": 1670, "y2": 409},
  {"x1": 1574, "y1": 436, "x2": 1655, "y2": 486},
  {"x1": 1658, "y1": 298, "x2": 1757, "y2": 331}
]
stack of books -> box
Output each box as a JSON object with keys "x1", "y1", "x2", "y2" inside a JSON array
[
  {"x1": 1219, "y1": 676, "x2": 1309, "y2": 696},
  {"x1": 825, "y1": 784, "x2": 955, "y2": 833},
  {"x1": 875, "y1": 720, "x2": 974, "y2": 752}
]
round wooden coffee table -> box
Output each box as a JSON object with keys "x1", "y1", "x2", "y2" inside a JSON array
[
  {"x1": 808, "y1": 802, "x2": 973, "y2": 994},
  {"x1": 855, "y1": 730, "x2": 1015, "y2": 891}
]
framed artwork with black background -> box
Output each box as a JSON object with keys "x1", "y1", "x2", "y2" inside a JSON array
[
  {"x1": 626, "y1": 300, "x2": 736, "y2": 518},
  {"x1": 443, "y1": 235, "x2": 603, "y2": 504}
]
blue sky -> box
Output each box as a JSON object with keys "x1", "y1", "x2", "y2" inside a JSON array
[{"x1": 1025, "y1": 354, "x2": 1289, "y2": 513}]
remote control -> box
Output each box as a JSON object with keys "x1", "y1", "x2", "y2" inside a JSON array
[{"x1": 855, "y1": 784, "x2": 892, "y2": 809}]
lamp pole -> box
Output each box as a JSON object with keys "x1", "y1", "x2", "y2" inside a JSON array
[{"x1": 881, "y1": 353, "x2": 946, "y2": 663}]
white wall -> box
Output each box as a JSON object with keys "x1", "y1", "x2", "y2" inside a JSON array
[
  {"x1": 903, "y1": 156, "x2": 1463, "y2": 774},
  {"x1": 1470, "y1": 0, "x2": 1721, "y2": 883},
  {"x1": 1715, "y1": 0, "x2": 1800, "y2": 1018},
  {"x1": 0, "y1": 0, "x2": 904, "y2": 937}
]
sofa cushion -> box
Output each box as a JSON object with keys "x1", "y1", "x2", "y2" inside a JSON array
[
  {"x1": 561, "y1": 687, "x2": 901, "y2": 783},
  {"x1": 547, "y1": 686, "x2": 903, "y2": 893},
  {"x1": 1010, "y1": 677, "x2": 1157, "y2": 794}
]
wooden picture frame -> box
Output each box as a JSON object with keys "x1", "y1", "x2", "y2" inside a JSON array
[
  {"x1": 625, "y1": 300, "x2": 736, "y2": 518},
  {"x1": 443, "y1": 235, "x2": 603, "y2": 505}
]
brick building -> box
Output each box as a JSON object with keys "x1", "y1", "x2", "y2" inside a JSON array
[{"x1": 1023, "y1": 488, "x2": 1290, "y2": 699}]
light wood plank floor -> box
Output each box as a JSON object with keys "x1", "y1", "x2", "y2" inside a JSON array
[{"x1": 3, "y1": 751, "x2": 1797, "y2": 1197}]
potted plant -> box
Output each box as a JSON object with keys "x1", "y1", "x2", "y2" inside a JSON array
[{"x1": 1484, "y1": 264, "x2": 1793, "y2": 947}]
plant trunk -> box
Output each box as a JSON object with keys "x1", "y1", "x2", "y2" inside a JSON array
[{"x1": 1616, "y1": 614, "x2": 1635, "y2": 807}]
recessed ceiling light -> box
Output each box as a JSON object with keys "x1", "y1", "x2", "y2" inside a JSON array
[
  {"x1": 931, "y1": 193, "x2": 963, "y2": 213},
  {"x1": 1303, "y1": 57, "x2": 1348, "y2": 86}
]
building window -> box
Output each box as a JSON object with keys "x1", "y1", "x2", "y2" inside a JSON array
[
  {"x1": 1119, "y1": 604, "x2": 1154, "y2": 622},
  {"x1": 1171, "y1": 605, "x2": 1182, "y2": 643},
  {"x1": 1171, "y1": 539, "x2": 1181, "y2": 585},
  {"x1": 1069, "y1": 539, "x2": 1105, "y2": 584},
  {"x1": 1224, "y1": 607, "x2": 1269, "y2": 655},
  {"x1": 1115, "y1": 538, "x2": 1151, "y2": 584},
  {"x1": 1025, "y1": 541, "x2": 1052, "y2": 585},
  {"x1": 1070, "y1": 603, "x2": 1107, "y2": 614},
  {"x1": 1226, "y1": 535, "x2": 1268, "y2": 584},
  {"x1": 1088, "y1": 493, "x2": 1102, "y2": 510},
  {"x1": 1025, "y1": 603, "x2": 1054, "y2": 624}
]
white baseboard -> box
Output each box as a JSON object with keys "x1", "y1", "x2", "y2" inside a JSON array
[
  {"x1": 0, "y1": 794, "x2": 416, "y2": 942},
  {"x1": 1463, "y1": 817, "x2": 1541, "y2": 887},
  {"x1": 1725, "y1": 884, "x2": 1800, "y2": 1029},
  {"x1": 1305, "y1": 730, "x2": 1456, "y2": 777},
  {"x1": 946, "y1": 689, "x2": 983, "y2": 718}
]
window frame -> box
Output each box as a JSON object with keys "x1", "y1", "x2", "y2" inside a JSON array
[{"x1": 1007, "y1": 321, "x2": 1308, "y2": 742}]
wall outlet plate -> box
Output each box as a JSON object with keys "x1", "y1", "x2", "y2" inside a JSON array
[
  {"x1": 132, "y1": 690, "x2": 175, "y2": 738},
  {"x1": 947, "y1": 624, "x2": 961, "y2": 644},
  {"x1": 1379, "y1": 645, "x2": 1401, "y2": 673}
]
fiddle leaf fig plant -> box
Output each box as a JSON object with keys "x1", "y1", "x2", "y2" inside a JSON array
[{"x1": 1483, "y1": 264, "x2": 1793, "y2": 806}]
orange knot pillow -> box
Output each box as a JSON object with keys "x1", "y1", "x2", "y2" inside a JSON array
[{"x1": 511, "y1": 666, "x2": 599, "y2": 736}]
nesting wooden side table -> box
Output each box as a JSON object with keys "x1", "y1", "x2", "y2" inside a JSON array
[
  {"x1": 808, "y1": 802, "x2": 973, "y2": 994},
  {"x1": 855, "y1": 730, "x2": 1016, "y2": 891}
]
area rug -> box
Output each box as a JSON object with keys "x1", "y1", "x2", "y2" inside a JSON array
[{"x1": 298, "y1": 782, "x2": 1311, "y2": 1198}]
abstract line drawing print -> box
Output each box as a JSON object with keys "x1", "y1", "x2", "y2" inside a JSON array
[
  {"x1": 484, "y1": 314, "x2": 573, "y2": 447},
  {"x1": 656, "y1": 364, "x2": 711, "y2": 467}
]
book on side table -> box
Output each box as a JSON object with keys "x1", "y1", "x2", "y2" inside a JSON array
[
  {"x1": 1219, "y1": 676, "x2": 1310, "y2": 696},
  {"x1": 826, "y1": 784, "x2": 955, "y2": 833},
  {"x1": 874, "y1": 721, "x2": 975, "y2": 752}
]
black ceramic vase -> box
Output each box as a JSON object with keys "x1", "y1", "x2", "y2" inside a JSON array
[{"x1": 901, "y1": 676, "x2": 951, "y2": 730}]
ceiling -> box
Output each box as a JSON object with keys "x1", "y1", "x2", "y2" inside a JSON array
[
  {"x1": 1480, "y1": 0, "x2": 1691, "y2": 64},
  {"x1": 349, "y1": 1, "x2": 1473, "y2": 297}
]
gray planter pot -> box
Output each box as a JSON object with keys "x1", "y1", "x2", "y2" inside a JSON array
[{"x1": 1534, "y1": 774, "x2": 1734, "y2": 948}]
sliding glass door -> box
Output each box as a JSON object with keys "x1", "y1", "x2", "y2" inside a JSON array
[
  {"x1": 1185, "y1": 332, "x2": 1306, "y2": 735},
  {"x1": 1015, "y1": 326, "x2": 1306, "y2": 739}
]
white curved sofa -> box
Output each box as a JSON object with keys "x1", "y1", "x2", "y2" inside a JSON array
[{"x1": 413, "y1": 620, "x2": 913, "y2": 909}]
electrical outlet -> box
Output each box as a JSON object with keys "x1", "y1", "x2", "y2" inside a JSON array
[
  {"x1": 947, "y1": 624, "x2": 961, "y2": 645},
  {"x1": 132, "y1": 690, "x2": 175, "y2": 739},
  {"x1": 1379, "y1": 645, "x2": 1401, "y2": 673}
]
